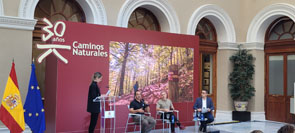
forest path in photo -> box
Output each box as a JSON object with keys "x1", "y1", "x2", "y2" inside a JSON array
[
  {"x1": 114, "y1": 82, "x2": 168, "y2": 105},
  {"x1": 114, "y1": 69, "x2": 193, "y2": 105}
]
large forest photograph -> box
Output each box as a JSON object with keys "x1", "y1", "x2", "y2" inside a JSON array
[{"x1": 109, "y1": 41, "x2": 194, "y2": 105}]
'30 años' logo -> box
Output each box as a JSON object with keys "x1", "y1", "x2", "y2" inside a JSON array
[{"x1": 37, "y1": 18, "x2": 71, "y2": 64}]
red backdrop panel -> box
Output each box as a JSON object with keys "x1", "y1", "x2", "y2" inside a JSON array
[{"x1": 44, "y1": 21, "x2": 199, "y2": 132}]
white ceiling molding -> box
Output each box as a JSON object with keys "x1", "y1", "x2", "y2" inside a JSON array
[
  {"x1": 242, "y1": 42, "x2": 264, "y2": 50},
  {"x1": 117, "y1": 0, "x2": 180, "y2": 33},
  {"x1": 18, "y1": 0, "x2": 107, "y2": 25},
  {"x1": 218, "y1": 42, "x2": 239, "y2": 50},
  {"x1": 218, "y1": 42, "x2": 264, "y2": 50},
  {"x1": 0, "y1": 15, "x2": 36, "y2": 30},
  {"x1": 246, "y1": 3, "x2": 295, "y2": 43},
  {"x1": 187, "y1": 4, "x2": 236, "y2": 43}
]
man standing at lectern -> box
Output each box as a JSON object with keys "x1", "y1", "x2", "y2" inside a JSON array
[
  {"x1": 193, "y1": 89, "x2": 214, "y2": 132},
  {"x1": 129, "y1": 90, "x2": 156, "y2": 133},
  {"x1": 87, "y1": 72, "x2": 102, "y2": 133}
]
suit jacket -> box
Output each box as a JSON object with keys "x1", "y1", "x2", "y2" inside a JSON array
[
  {"x1": 87, "y1": 81, "x2": 101, "y2": 113},
  {"x1": 193, "y1": 97, "x2": 214, "y2": 111}
]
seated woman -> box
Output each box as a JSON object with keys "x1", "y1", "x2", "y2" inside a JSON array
[{"x1": 156, "y1": 91, "x2": 185, "y2": 133}]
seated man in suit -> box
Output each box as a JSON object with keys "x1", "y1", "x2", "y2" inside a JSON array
[
  {"x1": 193, "y1": 89, "x2": 214, "y2": 132},
  {"x1": 129, "y1": 90, "x2": 156, "y2": 133},
  {"x1": 156, "y1": 91, "x2": 185, "y2": 133}
]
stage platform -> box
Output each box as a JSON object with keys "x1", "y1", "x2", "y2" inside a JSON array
[{"x1": 0, "y1": 120, "x2": 291, "y2": 133}]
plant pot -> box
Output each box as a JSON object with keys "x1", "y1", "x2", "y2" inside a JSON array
[
  {"x1": 232, "y1": 111, "x2": 251, "y2": 121},
  {"x1": 234, "y1": 101, "x2": 248, "y2": 111}
]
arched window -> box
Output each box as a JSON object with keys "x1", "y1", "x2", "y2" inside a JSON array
[
  {"x1": 34, "y1": 0, "x2": 86, "y2": 40},
  {"x1": 35, "y1": 0, "x2": 85, "y2": 22},
  {"x1": 266, "y1": 17, "x2": 295, "y2": 41},
  {"x1": 195, "y1": 18, "x2": 217, "y2": 42},
  {"x1": 195, "y1": 18, "x2": 217, "y2": 111},
  {"x1": 33, "y1": 0, "x2": 86, "y2": 97},
  {"x1": 128, "y1": 8, "x2": 160, "y2": 31}
]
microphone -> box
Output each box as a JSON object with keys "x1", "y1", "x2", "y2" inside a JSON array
[
  {"x1": 105, "y1": 90, "x2": 111, "y2": 96},
  {"x1": 141, "y1": 99, "x2": 149, "y2": 107},
  {"x1": 140, "y1": 99, "x2": 145, "y2": 109}
]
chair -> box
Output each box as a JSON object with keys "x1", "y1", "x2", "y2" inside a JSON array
[
  {"x1": 209, "y1": 110, "x2": 215, "y2": 122},
  {"x1": 208, "y1": 110, "x2": 216, "y2": 131},
  {"x1": 155, "y1": 110, "x2": 179, "y2": 133},
  {"x1": 193, "y1": 110, "x2": 202, "y2": 132},
  {"x1": 125, "y1": 105, "x2": 151, "y2": 133},
  {"x1": 193, "y1": 109, "x2": 215, "y2": 132}
]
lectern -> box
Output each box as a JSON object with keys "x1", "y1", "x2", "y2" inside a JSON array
[{"x1": 98, "y1": 96, "x2": 116, "y2": 133}]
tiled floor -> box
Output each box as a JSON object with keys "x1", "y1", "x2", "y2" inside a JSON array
[
  {"x1": 208, "y1": 121, "x2": 287, "y2": 133},
  {"x1": 151, "y1": 121, "x2": 291, "y2": 133}
]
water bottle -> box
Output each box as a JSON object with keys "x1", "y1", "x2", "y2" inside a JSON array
[
  {"x1": 200, "y1": 113, "x2": 204, "y2": 121},
  {"x1": 193, "y1": 112, "x2": 198, "y2": 121},
  {"x1": 171, "y1": 115, "x2": 175, "y2": 124}
]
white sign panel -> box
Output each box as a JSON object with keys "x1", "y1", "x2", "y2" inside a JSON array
[{"x1": 104, "y1": 111, "x2": 115, "y2": 118}]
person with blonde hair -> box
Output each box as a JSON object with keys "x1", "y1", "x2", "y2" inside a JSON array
[{"x1": 87, "y1": 72, "x2": 103, "y2": 133}]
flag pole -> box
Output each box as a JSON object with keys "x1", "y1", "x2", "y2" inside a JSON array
[{"x1": 0, "y1": 57, "x2": 25, "y2": 132}]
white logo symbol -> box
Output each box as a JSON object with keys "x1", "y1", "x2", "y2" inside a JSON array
[{"x1": 37, "y1": 18, "x2": 71, "y2": 64}]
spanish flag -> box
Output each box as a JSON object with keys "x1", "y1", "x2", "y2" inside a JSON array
[{"x1": 0, "y1": 62, "x2": 25, "y2": 132}]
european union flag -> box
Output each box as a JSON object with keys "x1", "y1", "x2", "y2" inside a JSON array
[{"x1": 24, "y1": 62, "x2": 46, "y2": 133}]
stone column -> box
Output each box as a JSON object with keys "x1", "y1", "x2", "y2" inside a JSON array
[{"x1": 246, "y1": 42, "x2": 266, "y2": 121}]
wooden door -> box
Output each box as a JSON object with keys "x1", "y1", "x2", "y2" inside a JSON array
[
  {"x1": 266, "y1": 54, "x2": 295, "y2": 123},
  {"x1": 286, "y1": 54, "x2": 295, "y2": 123},
  {"x1": 264, "y1": 17, "x2": 295, "y2": 123},
  {"x1": 266, "y1": 54, "x2": 285, "y2": 122},
  {"x1": 199, "y1": 52, "x2": 217, "y2": 112},
  {"x1": 195, "y1": 18, "x2": 218, "y2": 113}
]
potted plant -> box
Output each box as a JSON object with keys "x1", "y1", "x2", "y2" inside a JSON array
[{"x1": 229, "y1": 45, "x2": 255, "y2": 111}]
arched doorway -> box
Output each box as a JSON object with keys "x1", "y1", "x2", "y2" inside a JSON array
[
  {"x1": 33, "y1": 0, "x2": 86, "y2": 97},
  {"x1": 195, "y1": 18, "x2": 218, "y2": 112},
  {"x1": 265, "y1": 17, "x2": 295, "y2": 123}
]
